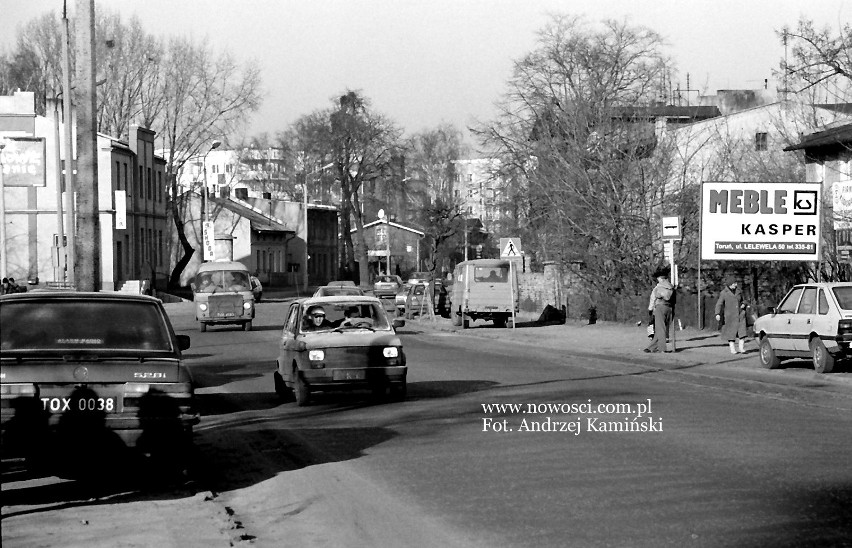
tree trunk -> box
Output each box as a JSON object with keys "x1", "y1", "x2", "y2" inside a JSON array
[{"x1": 168, "y1": 187, "x2": 196, "y2": 289}]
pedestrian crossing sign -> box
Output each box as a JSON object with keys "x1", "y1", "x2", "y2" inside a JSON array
[{"x1": 500, "y1": 237, "x2": 522, "y2": 258}]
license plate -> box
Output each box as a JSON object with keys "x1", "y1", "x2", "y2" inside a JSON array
[
  {"x1": 333, "y1": 370, "x2": 366, "y2": 381},
  {"x1": 216, "y1": 312, "x2": 236, "y2": 317},
  {"x1": 41, "y1": 397, "x2": 118, "y2": 413}
]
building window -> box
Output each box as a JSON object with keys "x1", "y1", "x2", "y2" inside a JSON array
[
  {"x1": 755, "y1": 132, "x2": 768, "y2": 151},
  {"x1": 138, "y1": 166, "x2": 143, "y2": 197},
  {"x1": 115, "y1": 161, "x2": 120, "y2": 190},
  {"x1": 158, "y1": 171, "x2": 163, "y2": 202},
  {"x1": 262, "y1": 192, "x2": 271, "y2": 199},
  {"x1": 147, "y1": 167, "x2": 152, "y2": 198},
  {"x1": 467, "y1": 174, "x2": 473, "y2": 182}
]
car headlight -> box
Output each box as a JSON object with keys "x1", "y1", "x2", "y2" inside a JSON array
[
  {"x1": 309, "y1": 349, "x2": 325, "y2": 361},
  {"x1": 383, "y1": 347, "x2": 399, "y2": 358},
  {"x1": 243, "y1": 301, "x2": 252, "y2": 310},
  {"x1": 199, "y1": 303, "x2": 208, "y2": 311}
]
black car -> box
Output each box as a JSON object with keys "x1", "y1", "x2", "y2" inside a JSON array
[{"x1": 0, "y1": 292, "x2": 197, "y2": 476}]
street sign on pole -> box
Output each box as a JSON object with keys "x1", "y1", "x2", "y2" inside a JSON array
[
  {"x1": 662, "y1": 216, "x2": 681, "y2": 240},
  {"x1": 500, "y1": 237, "x2": 522, "y2": 258},
  {"x1": 202, "y1": 221, "x2": 215, "y2": 261}
]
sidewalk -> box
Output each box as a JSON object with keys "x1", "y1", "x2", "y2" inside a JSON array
[{"x1": 402, "y1": 314, "x2": 852, "y2": 386}]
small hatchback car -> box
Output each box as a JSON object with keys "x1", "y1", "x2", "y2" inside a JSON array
[
  {"x1": 753, "y1": 282, "x2": 852, "y2": 373},
  {"x1": 0, "y1": 291, "x2": 197, "y2": 471},
  {"x1": 274, "y1": 296, "x2": 407, "y2": 406}
]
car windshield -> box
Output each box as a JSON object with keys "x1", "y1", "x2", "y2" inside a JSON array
[
  {"x1": 832, "y1": 286, "x2": 852, "y2": 310},
  {"x1": 195, "y1": 270, "x2": 250, "y2": 293},
  {"x1": 376, "y1": 276, "x2": 397, "y2": 284},
  {"x1": 0, "y1": 300, "x2": 174, "y2": 353},
  {"x1": 474, "y1": 266, "x2": 508, "y2": 283},
  {"x1": 300, "y1": 301, "x2": 391, "y2": 333}
]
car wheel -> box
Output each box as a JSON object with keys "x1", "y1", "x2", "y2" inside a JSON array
[
  {"x1": 371, "y1": 384, "x2": 388, "y2": 400},
  {"x1": 293, "y1": 368, "x2": 310, "y2": 406},
  {"x1": 243, "y1": 321, "x2": 253, "y2": 332},
  {"x1": 493, "y1": 317, "x2": 506, "y2": 328},
  {"x1": 451, "y1": 311, "x2": 462, "y2": 326},
  {"x1": 462, "y1": 315, "x2": 470, "y2": 329},
  {"x1": 274, "y1": 370, "x2": 294, "y2": 401},
  {"x1": 391, "y1": 382, "x2": 407, "y2": 401},
  {"x1": 199, "y1": 322, "x2": 207, "y2": 333},
  {"x1": 810, "y1": 337, "x2": 835, "y2": 374},
  {"x1": 758, "y1": 337, "x2": 781, "y2": 369}
]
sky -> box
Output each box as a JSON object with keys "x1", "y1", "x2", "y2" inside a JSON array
[{"x1": 1, "y1": 0, "x2": 849, "y2": 145}]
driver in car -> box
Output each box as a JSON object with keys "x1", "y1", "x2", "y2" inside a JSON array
[{"x1": 303, "y1": 305, "x2": 334, "y2": 331}]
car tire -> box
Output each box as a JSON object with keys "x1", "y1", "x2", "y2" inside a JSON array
[
  {"x1": 759, "y1": 337, "x2": 781, "y2": 369},
  {"x1": 243, "y1": 321, "x2": 253, "y2": 332},
  {"x1": 293, "y1": 369, "x2": 310, "y2": 406},
  {"x1": 493, "y1": 317, "x2": 506, "y2": 328},
  {"x1": 462, "y1": 315, "x2": 470, "y2": 329},
  {"x1": 199, "y1": 322, "x2": 207, "y2": 333},
  {"x1": 451, "y1": 311, "x2": 462, "y2": 326},
  {"x1": 810, "y1": 337, "x2": 835, "y2": 374},
  {"x1": 274, "y1": 370, "x2": 294, "y2": 401},
  {"x1": 391, "y1": 382, "x2": 407, "y2": 402}
]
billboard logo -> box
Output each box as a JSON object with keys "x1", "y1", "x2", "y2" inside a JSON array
[{"x1": 793, "y1": 190, "x2": 818, "y2": 215}]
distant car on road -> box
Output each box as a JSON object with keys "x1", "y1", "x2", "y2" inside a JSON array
[
  {"x1": 373, "y1": 274, "x2": 403, "y2": 299},
  {"x1": 0, "y1": 291, "x2": 197, "y2": 474},
  {"x1": 754, "y1": 281, "x2": 852, "y2": 373},
  {"x1": 274, "y1": 296, "x2": 407, "y2": 406},
  {"x1": 250, "y1": 275, "x2": 263, "y2": 302},
  {"x1": 406, "y1": 271, "x2": 433, "y2": 285},
  {"x1": 396, "y1": 280, "x2": 450, "y2": 318},
  {"x1": 313, "y1": 283, "x2": 365, "y2": 297}
]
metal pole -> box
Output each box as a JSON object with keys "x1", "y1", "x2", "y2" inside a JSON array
[
  {"x1": 0, "y1": 141, "x2": 7, "y2": 279},
  {"x1": 464, "y1": 219, "x2": 468, "y2": 261},
  {"x1": 62, "y1": 4, "x2": 76, "y2": 286},
  {"x1": 303, "y1": 176, "x2": 309, "y2": 292},
  {"x1": 386, "y1": 219, "x2": 391, "y2": 275},
  {"x1": 52, "y1": 101, "x2": 65, "y2": 281}
]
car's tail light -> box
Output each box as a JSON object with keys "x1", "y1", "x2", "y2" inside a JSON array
[
  {"x1": 837, "y1": 319, "x2": 852, "y2": 340},
  {"x1": 123, "y1": 382, "x2": 194, "y2": 413}
]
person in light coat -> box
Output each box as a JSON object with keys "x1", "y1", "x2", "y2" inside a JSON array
[{"x1": 715, "y1": 276, "x2": 748, "y2": 354}]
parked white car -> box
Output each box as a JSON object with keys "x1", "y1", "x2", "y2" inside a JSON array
[{"x1": 753, "y1": 282, "x2": 852, "y2": 373}]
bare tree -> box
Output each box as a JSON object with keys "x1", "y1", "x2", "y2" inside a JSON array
[
  {"x1": 154, "y1": 36, "x2": 262, "y2": 287},
  {"x1": 476, "y1": 14, "x2": 674, "y2": 295},
  {"x1": 778, "y1": 16, "x2": 852, "y2": 101},
  {"x1": 290, "y1": 91, "x2": 403, "y2": 284}
]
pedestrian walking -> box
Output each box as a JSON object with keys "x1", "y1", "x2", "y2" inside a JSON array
[
  {"x1": 644, "y1": 269, "x2": 674, "y2": 353},
  {"x1": 1, "y1": 278, "x2": 9, "y2": 295},
  {"x1": 715, "y1": 275, "x2": 748, "y2": 354}
]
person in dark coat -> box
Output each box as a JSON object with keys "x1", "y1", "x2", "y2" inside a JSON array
[
  {"x1": 715, "y1": 276, "x2": 748, "y2": 354},
  {"x1": 644, "y1": 270, "x2": 674, "y2": 353}
]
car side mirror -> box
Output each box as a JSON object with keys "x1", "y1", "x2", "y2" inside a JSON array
[
  {"x1": 177, "y1": 334, "x2": 191, "y2": 351},
  {"x1": 393, "y1": 318, "x2": 405, "y2": 328}
]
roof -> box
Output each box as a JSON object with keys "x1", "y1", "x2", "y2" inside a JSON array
[
  {"x1": 352, "y1": 219, "x2": 425, "y2": 236},
  {"x1": 0, "y1": 291, "x2": 161, "y2": 303},
  {"x1": 612, "y1": 105, "x2": 722, "y2": 121},
  {"x1": 198, "y1": 261, "x2": 250, "y2": 272},
  {"x1": 214, "y1": 198, "x2": 292, "y2": 233},
  {"x1": 784, "y1": 123, "x2": 852, "y2": 152},
  {"x1": 301, "y1": 295, "x2": 382, "y2": 306}
]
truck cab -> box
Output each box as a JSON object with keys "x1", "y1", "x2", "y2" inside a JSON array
[
  {"x1": 450, "y1": 259, "x2": 518, "y2": 328},
  {"x1": 191, "y1": 261, "x2": 255, "y2": 332}
]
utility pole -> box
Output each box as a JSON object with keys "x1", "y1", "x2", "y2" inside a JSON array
[
  {"x1": 61, "y1": 1, "x2": 76, "y2": 287},
  {"x1": 74, "y1": 0, "x2": 100, "y2": 291}
]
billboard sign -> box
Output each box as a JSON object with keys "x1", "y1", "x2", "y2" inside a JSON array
[
  {"x1": 701, "y1": 181, "x2": 821, "y2": 261},
  {"x1": 832, "y1": 180, "x2": 852, "y2": 229},
  {"x1": 2, "y1": 137, "x2": 46, "y2": 187}
]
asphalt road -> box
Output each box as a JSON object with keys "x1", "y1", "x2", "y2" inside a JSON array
[{"x1": 3, "y1": 299, "x2": 852, "y2": 547}]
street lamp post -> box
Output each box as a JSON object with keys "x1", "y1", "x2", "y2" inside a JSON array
[{"x1": 202, "y1": 140, "x2": 221, "y2": 224}]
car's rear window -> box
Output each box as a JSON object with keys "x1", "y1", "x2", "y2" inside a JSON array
[
  {"x1": 474, "y1": 266, "x2": 509, "y2": 283},
  {"x1": 832, "y1": 287, "x2": 852, "y2": 310},
  {"x1": 376, "y1": 276, "x2": 397, "y2": 283},
  {"x1": 0, "y1": 300, "x2": 174, "y2": 353}
]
